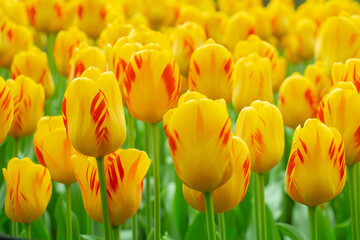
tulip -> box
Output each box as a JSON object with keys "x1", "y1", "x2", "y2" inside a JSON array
[
  {"x1": 0, "y1": 0, "x2": 28, "y2": 25},
  {"x1": 304, "y1": 61, "x2": 331, "y2": 100},
  {"x1": 3, "y1": 157, "x2": 52, "y2": 224},
  {"x1": 278, "y1": 73, "x2": 317, "y2": 129},
  {"x1": 224, "y1": 12, "x2": 256, "y2": 52},
  {"x1": 183, "y1": 136, "x2": 251, "y2": 213},
  {"x1": 0, "y1": 76, "x2": 13, "y2": 144},
  {"x1": 67, "y1": 43, "x2": 107, "y2": 84},
  {"x1": 71, "y1": 148, "x2": 151, "y2": 225},
  {"x1": 97, "y1": 22, "x2": 133, "y2": 49},
  {"x1": 232, "y1": 53, "x2": 273, "y2": 113},
  {"x1": 123, "y1": 49, "x2": 181, "y2": 123},
  {"x1": 129, "y1": 27, "x2": 172, "y2": 51},
  {"x1": 249, "y1": 7, "x2": 272, "y2": 41},
  {"x1": 25, "y1": 0, "x2": 65, "y2": 33},
  {"x1": 7, "y1": 75, "x2": 45, "y2": 139},
  {"x1": 233, "y1": 35, "x2": 286, "y2": 92},
  {"x1": 235, "y1": 100, "x2": 284, "y2": 173},
  {"x1": 315, "y1": 15, "x2": 360, "y2": 74},
  {"x1": 11, "y1": 46, "x2": 54, "y2": 98},
  {"x1": 62, "y1": 67, "x2": 126, "y2": 157},
  {"x1": 188, "y1": 39, "x2": 234, "y2": 103},
  {"x1": 53, "y1": 27, "x2": 89, "y2": 76},
  {"x1": 331, "y1": 58, "x2": 360, "y2": 92},
  {"x1": 202, "y1": 11, "x2": 229, "y2": 46},
  {"x1": 0, "y1": 19, "x2": 33, "y2": 69},
  {"x1": 74, "y1": 0, "x2": 109, "y2": 39},
  {"x1": 175, "y1": 4, "x2": 204, "y2": 26},
  {"x1": 170, "y1": 22, "x2": 206, "y2": 76},
  {"x1": 267, "y1": 1, "x2": 294, "y2": 38}
]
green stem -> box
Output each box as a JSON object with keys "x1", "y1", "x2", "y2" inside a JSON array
[
  {"x1": 113, "y1": 225, "x2": 121, "y2": 240},
  {"x1": 348, "y1": 165, "x2": 359, "y2": 240},
  {"x1": 151, "y1": 123, "x2": 161, "y2": 240},
  {"x1": 253, "y1": 174, "x2": 261, "y2": 240},
  {"x1": 11, "y1": 221, "x2": 17, "y2": 237},
  {"x1": 258, "y1": 173, "x2": 266, "y2": 240},
  {"x1": 218, "y1": 212, "x2": 226, "y2": 240},
  {"x1": 13, "y1": 138, "x2": 19, "y2": 158},
  {"x1": 96, "y1": 157, "x2": 111, "y2": 240},
  {"x1": 308, "y1": 206, "x2": 317, "y2": 240},
  {"x1": 132, "y1": 213, "x2": 137, "y2": 240},
  {"x1": 203, "y1": 192, "x2": 216, "y2": 240},
  {"x1": 25, "y1": 223, "x2": 31, "y2": 239},
  {"x1": 145, "y1": 123, "x2": 152, "y2": 235},
  {"x1": 65, "y1": 185, "x2": 72, "y2": 240},
  {"x1": 87, "y1": 216, "x2": 93, "y2": 235}
]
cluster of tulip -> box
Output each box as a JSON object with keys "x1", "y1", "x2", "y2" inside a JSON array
[{"x1": 1, "y1": 0, "x2": 360, "y2": 240}]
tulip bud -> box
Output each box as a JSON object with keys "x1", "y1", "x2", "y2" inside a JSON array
[
  {"x1": 7, "y1": 75, "x2": 45, "y2": 138},
  {"x1": 11, "y1": 46, "x2": 54, "y2": 98},
  {"x1": 163, "y1": 93, "x2": 233, "y2": 193},
  {"x1": 188, "y1": 39, "x2": 234, "y2": 103},
  {"x1": 175, "y1": 4, "x2": 204, "y2": 26},
  {"x1": 129, "y1": 27, "x2": 172, "y2": 51},
  {"x1": 33, "y1": 116, "x2": 78, "y2": 185},
  {"x1": 267, "y1": 2, "x2": 294, "y2": 38},
  {"x1": 235, "y1": 100, "x2": 284, "y2": 173},
  {"x1": 318, "y1": 82, "x2": 360, "y2": 165},
  {"x1": 67, "y1": 43, "x2": 107, "y2": 84},
  {"x1": 0, "y1": 0, "x2": 28, "y2": 25},
  {"x1": 183, "y1": 136, "x2": 250, "y2": 213},
  {"x1": 332, "y1": 58, "x2": 360, "y2": 92},
  {"x1": 3, "y1": 157, "x2": 52, "y2": 224},
  {"x1": 278, "y1": 73, "x2": 317, "y2": 129},
  {"x1": 124, "y1": 49, "x2": 181, "y2": 123},
  {"x1": 54, "y1": 27, "x2": 89, "y2": 77},
  {"x1": 202, "y1": 11, "x2": 229, "y2": 46},
  {"x1": 97, "y1": 23, "x2": 133, "y2": 49},
  {"x1": 0, "y1": 77, "x2": 13, "y2": 143},
  {"x1": 71, "y1": 148, "x2": 151, "y2": 226},
  {"x1": 304, "y1": 61, "x2": 331, "y2": 100},
  {"x1": 285, "y1": 119, "x2": 346, "y2": 206},
  {"x1": 232, "y1": 53, "x2": 273, "y2": 113}
]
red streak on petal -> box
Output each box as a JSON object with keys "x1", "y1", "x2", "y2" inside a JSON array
[
  {"x1": 298, "y1": 138, "x2": 308, "y2": 153},
  {"x1": 354, "y1": 126, "x2": 360, "y2": 148},
  {"x1": 99, "y1": 5, "x2": 106, "y2": 21},
  {"x1": 297, "y1": 149, "x2": 304, "y2": 164},
  {"x1": 223, "y1": 58, "x2": 232, "y2": 74},
  {"x1": 7, "y1": 29, "x2": 12, "y2": 41},
  {"x1": 193, "y1": 60, "x2": 200, "y2": 75},
  {"x1": 124, "y1": 63, "x2": 135, "y2": 93},
  {"x1": 162, "y1": 63, "x2": 177, "y2": 99},
  {"x1": 219, "y1": 118, "x2": 230, "y2": 138},
  {"x1": 77, "y1": 5, "x2": 83, "y2": 19},
  {"x1": 116, "y1": 154, "x2": 124, "y2": 181},
  {"x1": 168, "y1": 133, "x2": 177, "y2": 156},
  {"x1": 134, "y1": 54, "x2": 143, "y2": 69}
]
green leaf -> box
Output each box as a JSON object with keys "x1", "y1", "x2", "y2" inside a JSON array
[
  {"x1": 80, "y1": 234, "x2": 103, "y2": 240},
  {"x1": 334, "y1": 220, "x2": 352, "y2": 240},
  {"x1": 277, "y1": 222, "x2": 306, "y2": 240},
  {"x1": 55, "y1": 194, "x2": 80, "y2": 240},
  {"x1": 29, "y1": 217, "x2": 51, "y2": 240},
  {"x1": 71, "y1": 183, "x2": 89, "y2": 234},
  {"x1": 184, "y1": 212, "x2": 208, "y2": 240},
  {"x1": 172, "y1": 176, "x2": 188, "y2": 239},
  {"x1": 266, "y1": 205, "x2": 281, "y2": 240},
  {"x1": 316, "y1": 206, "x2": 335, "y2": 240}
]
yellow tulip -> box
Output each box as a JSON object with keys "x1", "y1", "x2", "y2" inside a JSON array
[
  {"x1": 3, "y1": 157, "x2": 52, "y2": 224},
  {"x1": 285, "y1": 119, "x2": 346, "y2": 206},
  {"x1": 33, "y1": 116, "x2": 77, "y2": 185},
  {"x1": 188, "y1": 39, "x2": 234, "y2": 103},
  {"x1": 233, "y1": 35, "x2": 286, "y2": 92},
  {"x1": 11, "y1": 46, "x2": 54, "y2": 98},
  {"x1": 0, "y1": 18, "x2": 33, "y2": 69},
  {"x1": 62, "y1": 68, "x2": 126, "y2": 157},
  {"x1": 53, "y1": 27, "x2": 89, "y2": 77},
  {"x1": 232, "y1": 53, "x2": 273, "y2": 113},
  {"x1": 267, "y1": 1, "x2": 294, "y2": 38},
  {"x1": 235, "y1": 100, "x2": 284, "y2": 173},
  {"x1": 129, "y1": 27, "x2": 172, "y2": 51},
  {"x1": 318, "y1": 82, "x2": 360, "y2": 165},
  {"x1": 7, "y1": 75, "x2": 45, "y2": 138},
  {"x1": 25, "y1": 0, "x2": 65, "y2": 33},
  {"x1": 97, "y1": 22, "x2": 133, "y2": 49},
  {"x1": 304, "y1": 60, "x2": 331, "y2": 100},
  {"x1": 249, "y1": 6, "x2": 272, "y2": 41},
  {"x1": 278, "y1": 73, "x2": 317, "y2": 129},
  {"x1": 74, "y1": 0, "x2": 109, "y2": 38},
  {"x1": 71, "y1": 148, "x2": 151, "y2": 226},
  {"x1": 183, "y1": 136, "x2": 251, "y2": 213},
  {"x1": 0, "y1": 0, "x2": 28, "y2": 25},
  {"x1": 175, "y1": 4, "x2": 204, "y2": 26},
  {"x1": 124, "y1": 49, "x2": 181, "y2": 123},
  {"x1": 202, "y1": 10, "x2": 229, "y2": 46},
  {"x1": 0, "y1": 77, "x2": 13, "y2": 144},
  {"x1": 163, "y1": 93, "x2": 233, "y2": 193},
  {"x1": 218, "y1": 0, "x2": 241, "y2": 16},
  {"x1": 224, "y1": 12, "x2": 256, "y2": 52},
  {"x1": 332, "y1": 58, "x2": 360, "y2": 92},
  {"x1": 67, "y1": 42, "x2": 107, "y2": 85},
  {"x1": 170, "y1": 22, "x2": 206, "y2": 76},
  {"x1": 315, "y1": 15, "x2": 360, "y2": 74}
]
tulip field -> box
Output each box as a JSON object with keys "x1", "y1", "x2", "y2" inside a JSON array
[{"x1": 2, "y1": 0, "x2": 360, "y2": 240}]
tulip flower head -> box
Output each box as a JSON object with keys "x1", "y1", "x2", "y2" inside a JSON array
[
  {"x1": 202, "y1": 11, "x2": 229, "y2": 46},
  {"x1": 188, "y1": 39, "x2": 234, "y2": 103},
  {"x1": 97, "y1": 23, "x2": 133, "y2": 49},
  {"x1": 285, "y1": 119, "x2": 346, "y2": 206},
  {"x1": 318, "y1": 82, "x2": 360, "y2": 165},
  {"x1": 304, "y1": 61, "x2": 331, "y2": 100},
  {"x1": 7, "y1": 75, "x2": 45, "y2": 139},
  {"x1": 235, "y1": 100, "x2": 284, "y2": 173},
  {"x1": 72, "y1": 148, "x2": 151, "y2": 226},
  {"x1": 62, "y1": 67, "x2": 126, "y2": 157},
  {"x1": 0, "y1": 77, "x2": 13, "y2": 144},
  {"x1": 278, "y1": 73, "x2": 317, "y2": 129},
  {"x1": 183, "y1": 136, "x2": 250, "y2": 213},
  {"x1": 163, "y1": 92, "x2": 233, "y2": 193},
  {"x1": 332, "y1": 58, "x2": 360, "y2": 92},
  {"x1": 232, "y1": 53, "x2": 273, "y2": 113},
  {"x1": 33, "y1": 116, "x2": 78, "y2": 185},
  {"x1": 124, "y1": 49, "x2": 181, "y2": 123},
  {"x1": 11, "y1": 46, "x2": 54, "y2": 98},
  {"x1": 3, "y1": 157, "x2": 52, "y2": 224}
]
